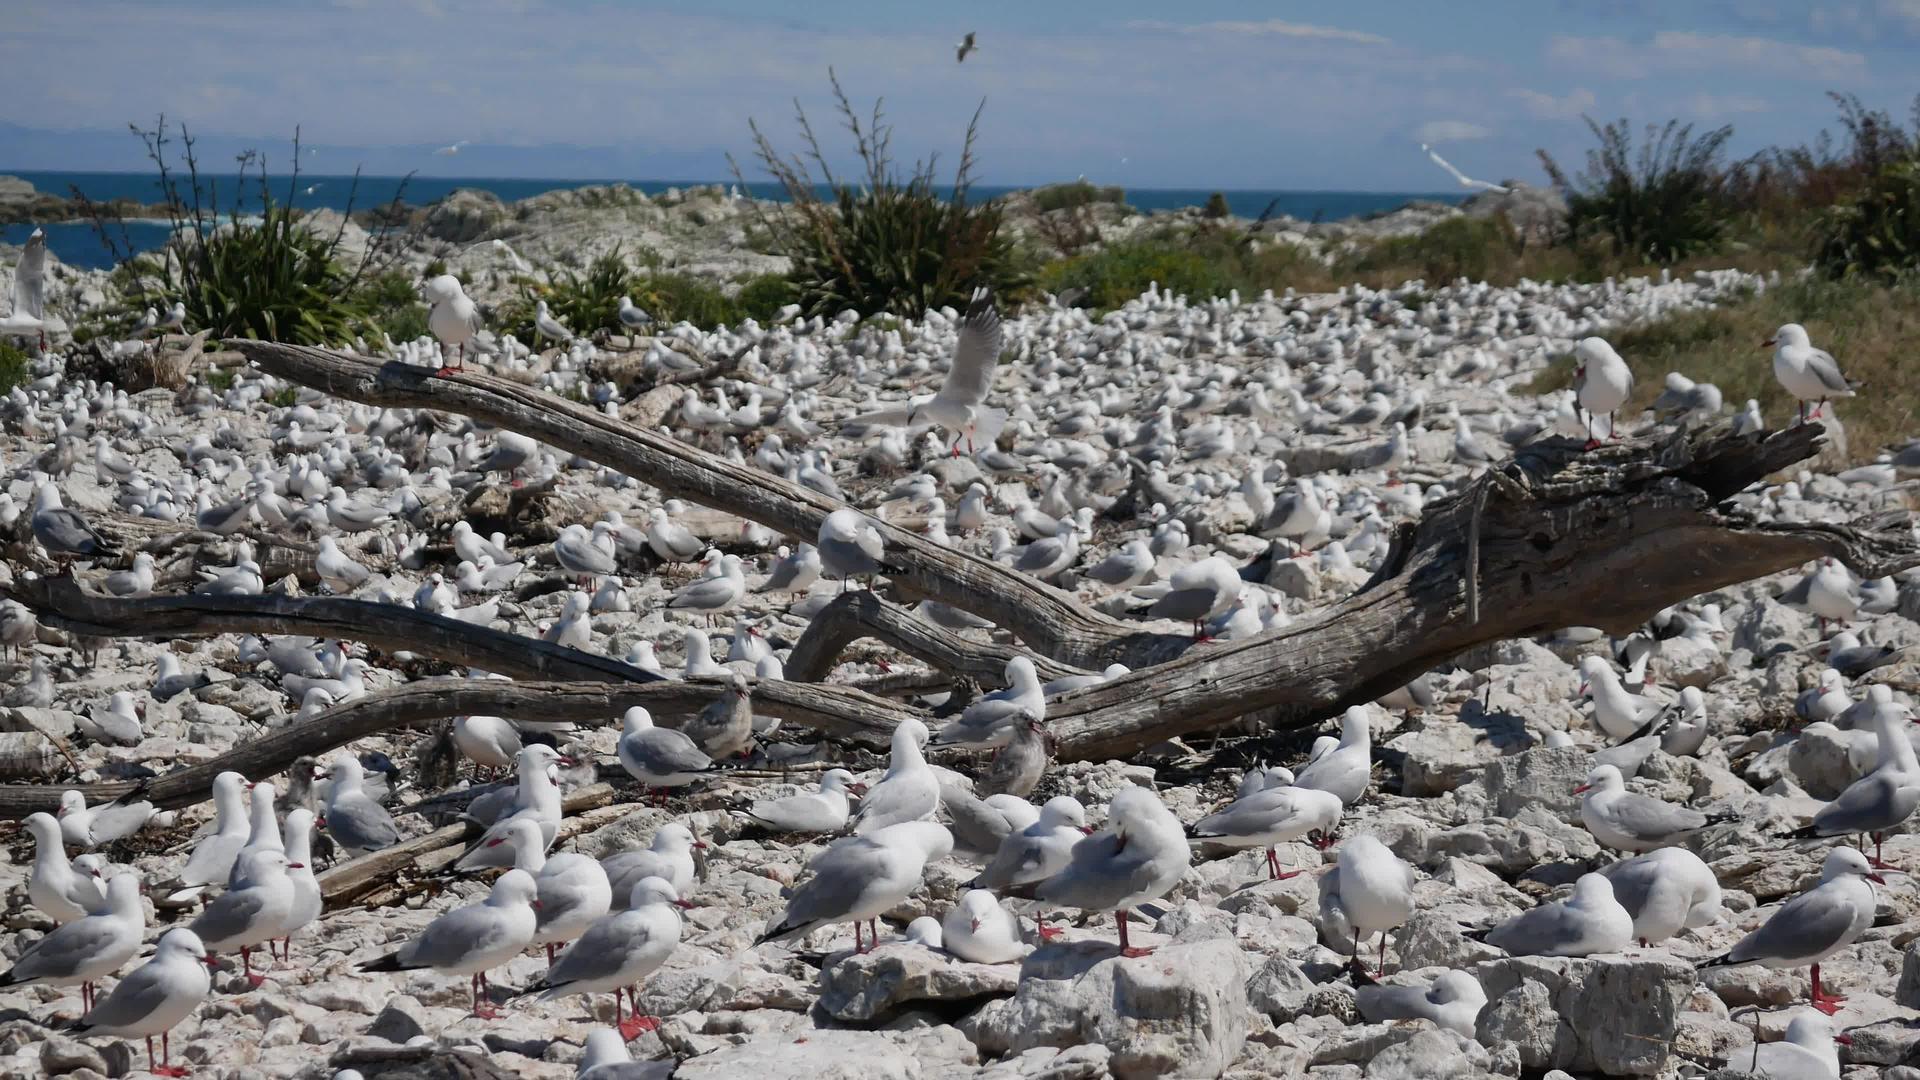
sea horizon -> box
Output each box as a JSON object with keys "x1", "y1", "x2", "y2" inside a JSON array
[{"x1": 2, "y1": 169, "x2": 1467, "y2": 271}]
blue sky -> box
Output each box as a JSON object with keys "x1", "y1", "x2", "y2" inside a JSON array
[{"x1": 3, "y1": 1, "x2": 1916, "y2": 189}]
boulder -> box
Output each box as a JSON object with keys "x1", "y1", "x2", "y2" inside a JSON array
[
  {"x1": 1474, "y1": 954, "x2": 1693, "y2": 1075},
  {"x1": 963, "y1": 939, "x2": 1250, "y2": 1079},
  {"x1": 1475, "y1": 746, "x2": 1589, "y2": 819},
  {"x1": 672, "y1": 1025, "x2": 977, "y2": 1079},
  {"x1": 1363, "y1": 1025, "x2": 1497, "y2": 1079},
  {"x1": 817, "y1": 943, "x2": 1020, "y2": 1021},
  {"x1": 422, "y1": 189, "x2": 508, "y2": 243}
]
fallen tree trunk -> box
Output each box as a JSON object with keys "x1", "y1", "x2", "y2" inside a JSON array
[
  {"x1": 0, "y1": 677, "x2": 908, "y2": 818},
  {"x1": 2, "y1": 576, "x2": 662, "y2": 685},
  {"x1": 1035, "y1": 424, "x2": 1920, "y2": 757},
  {"x1": 233, "y1": 341, "x2": 1174, "y2": 669},
  {"x1": 782, "y1": 590, "x2": 1089, "y2": 685}
]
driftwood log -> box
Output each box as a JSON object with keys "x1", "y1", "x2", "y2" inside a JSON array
[
  {"x1": 225, "y1": 343, "x2": 1920, "y2": 758},
  {"x1": 234, "y1": 341, "x2": 1176, "y2": 670}
]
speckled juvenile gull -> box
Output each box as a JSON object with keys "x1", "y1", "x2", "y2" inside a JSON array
[{"x1": 320, "y1": 754, "x2": 402, "y2": 856}]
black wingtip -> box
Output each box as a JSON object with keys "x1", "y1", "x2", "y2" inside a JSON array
[
  {"x1": 356, "y1": 952, "x2": 406, "y2": 973},
  {"x1": 1695, "y1": 953, "x2": 1733, "y2": 971}
]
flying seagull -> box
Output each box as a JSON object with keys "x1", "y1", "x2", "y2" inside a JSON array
[
  {"x1": 435, "y1": 140, "x2": 470, "y2": 156},
  {"x1": 956, "y1": 32, "x2": 977, "y2": 63},
  {"x1": 1420, "y1": 144, "x2": 1510, "y2": 194}
]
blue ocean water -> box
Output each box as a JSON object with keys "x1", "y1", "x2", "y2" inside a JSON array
[{"x1": 4, "y1": 170, "x2": 1464, "y2": 271}]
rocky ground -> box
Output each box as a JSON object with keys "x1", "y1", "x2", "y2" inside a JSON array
[{"x1": 0, "y1": 257, "x2": 1914, "y2": 1080}]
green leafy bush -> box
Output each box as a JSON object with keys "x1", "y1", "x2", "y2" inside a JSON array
[
  {"x1": 1349, "y1": 214, "x2": 1525, "y2": 284},
  {"x1": 1040, "y1": 236, "x2": 1244, "y2": 309},
  {"x1": 1539, "y1": 118, "x2": 1735, "y2": 262},
  {"x1": 1032, "y1": 180, "x2": 1126, "y2": 213},
  {"x1": 1815, "y1": 158, "x2": 1920, "y2": 280},
  {"x1": 735, "y1": 274, "x2": 798, "y2": 321},
  {"x1": 736, "y1": 69, "x2": 1028, "y2": 317},
  {"x1": 499, "y1": 248, "x2": 637, "y2": 339},
  {"x1": 633, "y1": 273, "x2": 739, "y2": 328},
  {"x1": 1202, "y1": 192, "x2": 1232, "y2": 219},
  {"x1": 78, "y1": 119, "x2": 418, "y2": 346},
  {"x1": 0, "y1": 342, "x2": 30, "y2": 393}
]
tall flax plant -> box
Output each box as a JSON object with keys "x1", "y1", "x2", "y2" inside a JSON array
[
  {"x1": 75, "y1": 117, "x2": 418, "y2": 344},
  {"x1": 1539, "y1": 117, "x2": 1735, "y2": 263},
  {"x1": 733, "y1": 70, "x2": 1027, "y2": 318}
]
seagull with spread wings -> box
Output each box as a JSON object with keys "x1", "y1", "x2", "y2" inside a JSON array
[
  {"x1": 1420, "y1": 143, "x2": 1510, "y2": 194},
  {"x1": 956, "y1": 31, "x2": 977, "y2": 63},
  {"x1": 845, "y1": 287, "x2": 1006, "y2": 457}
]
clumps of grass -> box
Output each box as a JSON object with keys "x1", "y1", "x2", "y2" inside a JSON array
[
  {"x1": 1202, "y1": 192, "x2": 1232, "y2": 219},
  {"x1": 736, "y1": 69, "x2": 1028, "y2": 317},
  {"x1": 1526, "y1": 274, "x2": 1920, "y2": 458},
  {"x1": 0, "y1": 341, "x2": 30, "y2": 393},
  {"x1": 1348, "y1": 215, "x2": 1534, "y2": 286},
  {"x1": 1539, "y1": 118, "x2": 1737, "y2": 264},
  {"x1": 1038, "y1": 227, "x2": 1338, "y2": 309},
  {"x1": 1032, "y1": 180, "x2": 1127, "y2": 213},
  {"x1": 733, "y1": 274, "x2": 798, "y2": 322},
  {"x1": 78, "y1": 118, "x2": 419, "y2": 346},
  {"x1": 1815, "y1": 159, "x2": 1920, "y2": 281}
]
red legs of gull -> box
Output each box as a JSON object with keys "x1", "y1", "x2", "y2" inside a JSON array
[
  {"x1": 470, "y1": 971, "x2": 499, "y2": 1019},
  {"x1": 435, "y1": 342, "x2": 464, "y2": 378},
  {"x1": 1809, "y1": 962, "x2": 1847, "y2": 1015},
  {"x1": 1115, "y1": 911, "x2": 1154, "y2": 958}
]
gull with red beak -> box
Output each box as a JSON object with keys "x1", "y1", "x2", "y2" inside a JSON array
[
  {"x1": 1781, "y1": 699, "x2": 1920, "y2": 868},
  {"x1": 1189, "y1": 768, "x2": 1344, "y2": 881},
  {"x1": 941, "y1": 889, "x2": 1026, "y2": 963},
  {"x1": 1766, "y1": 323, "x2": 1855, "y2": 424},
  {"x1": 60, "y1": 927, "x2": 216, "y2": 1079},
  {"x1": 1699, "y1": 846, "x2": 1883, "y2": 1015},
  {"x1": 453, "y1": 745, "x2": 573, "y2": 871},
  {"x1": 516, "y1": 876, "x2": 689, "y2": 1041},
  {"x1": 25, "y1": 812, "x2": 107, "y2": 922},
  {"x1": 188, "y1": 850, "x2": 298, "y2": 987},
  {"x1": 358, "y1": 868, "x2": 539, "y2": 1019}
]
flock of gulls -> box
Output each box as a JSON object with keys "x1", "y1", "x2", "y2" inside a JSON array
[{"x1": 0, "y1": 247, "x2": 1914, "y2": 1080}]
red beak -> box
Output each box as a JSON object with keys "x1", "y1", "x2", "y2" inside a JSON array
[
  {"x1": 286, "y1": 862, "x2": 305, "y2": 870},
  {"x1": 485, "y1": 837, "x2": 505, "y2": 848},
  {"x1": 1835, "y1": 1033, "x2": 1853, "y2": 1046},
  {"x1": 1868, "y1": 872, "x2": 1887, "y2": 885},
  {"x1": 203, "y1": 956, "x2": 221, "y2": 969},
  {"x1": 848, "y1": 783, "x2": 869, "y2": 797},
  {"x1": 1080, "y1": 826, "x2": 1094, "y2": 835},
  {"x1": 970, "y1": 919, "x2": 981, "y2": 932},
  {"x1": 673, "y1": 899, "x2": 695, "y2": 910},
  {"x1": 1577, "y1": 681, "x2": 1589, "y2": 697},
  {"x1": 531, "y1": 900, "x2": 543, "y2": 910},
  {"x1": 558, "y1": 756, "x2": 577, "y2": 766},
  {"x1": 1572, "y1": 784, "x2": 1591, "y2": 795},
  {"x1": 1762, "y1": 338, "x2": 1776, "y2": 347},
  {"x1": 693, "y1": 840, "x2": 709, "y2": 850}
]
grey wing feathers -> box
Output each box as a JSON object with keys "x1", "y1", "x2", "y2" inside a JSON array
[
  {"x1": 546, "y1": 916, "x2": 647, "y2": 986},
  {"x1": 628, "y1": 729, "x2": 712, "y2": 774},
  {"x1": 975, "y1": 836, "x2": 1043, "y2": 889},
  {"x1": 854, "y1": 527, "x2": 886, "y2": 564},
  {"x1": 1611, "y1": 794, "x2": 1707, "y2": 838},
  {"x1": 331, "y1": 796, "x2": 401, "y2": 851},
  {"x1": 1811, "y1": 774, "x2": 1900, "y2": 835},
  {"x1": 405, "y1": 904, "x2": 505, "y2": 968},
  {"x1": 939, "y1": 288, "x2": 1003, "y2": 406},
  {"x1": 1732, "y1": 886, "x2": 1858, "y2": 963},
  {"x1": 670, "y1": 577, "x2": 735, "y2": 608},
  {"x1": 77, "y1": 964, "x2": 172, "y2": 1030},
  {"x1": 190, "y1": 887, "x2": 268, "y2": 946},
  {"x1": 10, "y1": 920, "x2": 117, "y2": 980},
  {"x1": 1806, "y1": 349, "x2": 1852, "y2": 393},
  {"x1": 781, "y1": 842, "x2": 883, "y2": 927},
  {"x1": 1486, "y1": 901, "x2": 1578, "y2": 954}
]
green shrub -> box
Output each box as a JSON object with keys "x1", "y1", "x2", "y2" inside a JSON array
[
  {"x1": 734, "y1": 274, "x2": 798, "y2": 322},
  {"x1": 500, "y1": 247, "x2": 637, "y2": 340},
  {"x1": 1349, "y1": 214, "x2": 1523, "y2": 284},
  {"x1": 735, "y1": 69, "x2": 1029, "y2": 317},
  {"x1": 1202, "y1": 192, "x2": 1232, "y2": 219},
  {"x1": 1815, "y1": 158, "x2": 1920, "y2": 280},
  {"x1": 1539, "y1": 117, "x2": 1735, "y2": 263},
  {"x1": 80, "y1": 119, "x2": 418, "y2": 346},
  {"x1": 1040, "y1": 236, "x2": 1242, "y2": 309},
  {"x1": 0, "y1": 342, "x2": 29, "y2": 393},
  {"x1": 634, "y1": 272, "x2": 740, "y2": 328},
  {"x1": 1032, "y1": 180, "x2": 1126, "y2": 213}
]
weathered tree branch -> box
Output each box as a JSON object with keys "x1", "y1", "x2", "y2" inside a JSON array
[
  {"x1": 1038, "y1": 425, "x2": 1920, "y2": 758},
  {"x1": 2, "y1": 577, "x2": 662, "y2": 685},
  {"x1": 231, "y1": 341, "x2": 1179, "y2": 669},
  {"x1": 0, "y1": 678, "x2": 911, "y2": 819},
  {"x1": 782, "y1": 590, "x2": 1089, "y2": 684}
]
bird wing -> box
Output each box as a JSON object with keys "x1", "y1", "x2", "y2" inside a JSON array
[
  {"x1": 854, "y1": 526, "x2": 887, "y2": 564},
  {"x1": 76, "y1": 960, "x2": 176, "y2": 1032},
  {"x1": 628, "y1": 729, "x2": 714, "y2": 776},
  {"x1": 11, "y1": 230, "x2": 46, "y2": 319},
  {"x1": 841, "y1": 407, "x2": 916, "y2": 429},
  {"x1": 1485, "y1": 899, "x2": 1585, "y2": 954},
  {"x1": 1014, "y1": 537, "x2": 1065, "y2": 572},
  {"x1": 404, "y1": 903, "x2": 510, "y2": 968},
  {"x1": 1804, "y1": 348, "x2": 1852, "y2": 394},
  {"x1": 1421, "y1": 144, "x2": 1472, "y2": 186},
  {"x1": 851, "y1": 774, "x2": 937, "y2": 831},
  {"x1": 189, "y1": 886, "x2": 269, "y2": 947},
  {"x1": 776, "y1": 841, "x2": 892, "y2": 931},
  {"x1": 328, "y1": 794, "x2": 401, "y2": 852},
  {"x1": 9, "y1": 917, "x2": 120, "y2": 981},
  {"x1": 1810, "y1": 772, "x2": 1903, "y2": 836},
  {"x1": 1731, "y1": 883, "x2": 1862, "y2": 964},
  {"x1": 1604, "y1": 793, "x2": 1707, "y2": 840},
  {"x1": 936, "y1": 289, "x2": 1004, "y2": 408},
  {"x1": 669, "y1": 577, "x2": 738, "y2": 609},
  {"x1": 37, "y1": 508, "x2": 109, "y2": 553},
  {"x1": 546, "y1": 913, "x2": 654, "y2": 987}
]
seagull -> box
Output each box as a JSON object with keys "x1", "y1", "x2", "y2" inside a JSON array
[
  {"x1": 2, "y1": 227, "x2": 48, "y2": 350},
  {"x1": 731, "y1": 769, "x2": 861, "y2": 834},
  {"x1": 1470, "y1": 872, "x2": 1633, "y2": 958},
  {"x1": 956, "y1": 31, "x2": 977, "y2": 63},
  {"x1": 848, "y1": 287, "x2": 1006, "y2": 456},
  {"x1": 452, "y1": 714, "x2": 523, "y2": 781},
  {"x1": 534, "y1": 300, "x2": 574, "y2": 349},
  {"x1": 1189, "y1": 774, "x2": 1343, "y2": 881},
  {"x1": 424, "y1": 274, "x2": 483, "y2": 375},
  {"x1": 357, "y1": 868, "x2": 540, "y2": 1019},
  {"x1": 32, "y1": 482, "x2": 113, "y2": 564},
  {"x1": 24, "y1": 813, "x2": 106, "y2": 922},
  {"x1": 58, "y1": 789, "x2": 157, "y2": 849},
  {"x1": 1698, "y1": 846, "x2": 1882, "y2": 1015},
  {"x1": 616, "y1": 706, "x2": 721, "y2": 797},
  {"x1": 0, "y1": 872, "x2": 144, "y2": 1014},
  {"x1": 1723, "y1": 1010, "x2": 1849, "y2": 1080},
  {"x1": 600, "y1": 823, "x2": 704, "y2": 900},
  {"x1": 315, "y1": 536, "x2": 371, "y2": 593},
  {"x1": 1572, "y1": 337, "x2": 1634, "y2": 447},
  {"x1": 188, "y1": 849, "x2": 297, "y2": 987},
  {"x1": 851, "y1": 718, "x2": 941, "y2": 834},
  {"x1": 817, "y1": 508, "x2": 886, "y2": 589},
  {"x1": 1576, "y1": 764, "x2": 1733, "y2": 852},
  {"x1": 1766, "y1": 323, "x2": 1855, "y2": 424},
  {"x1": 1595, "y1": 847, "x2": 1723, "y2": 946},
  {"x1": 1420, "y1": 143, "x2": 1510, "y2": 193},
  {"x1": 618, "y1": 296, "x2": 655, "y2": 340},
  {"x1": 1353, "y1": 968, "x2": 1487, "y2": 1037},
  {"x1": 491, "y1": 818, "x2": 613, "y2": 965},
  {"x1": 681, "y1": 672, "x2": 755, "y2": 759},
  {"x1": 932, "y1": 656, "x2": 1046, "y2": 749},
  {"x1": 972, "y1": 795, "x2": 1088, "y2": 939},
  {"x1": 1293, "y1": 706, "x2": 1374, "y2": 806},
  {"x1": 941, "y1": 889, "x2": 1024, "y2": 963},
  {"x1": 1322, "y1": 834, "x2": 1416, "y2": 975},
  {"x1": 1033, "y1": 785, "x2": 1191, "y2": 957},
  {"x1": 517, "y1": 876, "x2": 687, "y2": 1041},
  {"x1": 320, "y1": 754, "x2": 402, "y2": 856},
  {"x1": 435, "y1": 140, "x2": 470, "y2": 156},
  {"x1": 1780, "y1": 699, "x2": 1919, "y2": 867},
  {"x1": 165, "y1": 771, "x2": 252, "y2": 904},
  {"x1": 60, "y1": 927, "x2": 214, "y2": 1080},
  {"x1": 755, "y1": 821, "x2": 954, "y2": 953}
]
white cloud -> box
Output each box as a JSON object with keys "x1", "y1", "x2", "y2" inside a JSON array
[
  {"x1": 1548, "y1": 31, "x2": 1867, "y2": 80},
  {"x1": 1510, "y1": 87, "x2": 1598, "y2": 119},
  {"x1": 1416, "y1": 120, "x2": 1491, "y2": 142},
  {"x1": 1128, "y1": 19, "x2": 1390, "y2": 45}
]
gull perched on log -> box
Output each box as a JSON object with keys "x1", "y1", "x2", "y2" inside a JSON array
[
  {"x1": 1, "y1": 227, "x2": 48, "y2": 349},
  {"x1": 424, "y1": 274, "x2": 483, "y2": 376},
  {"x1": 846, "y1": 287, "x2": 1006, "y2": 456}
]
